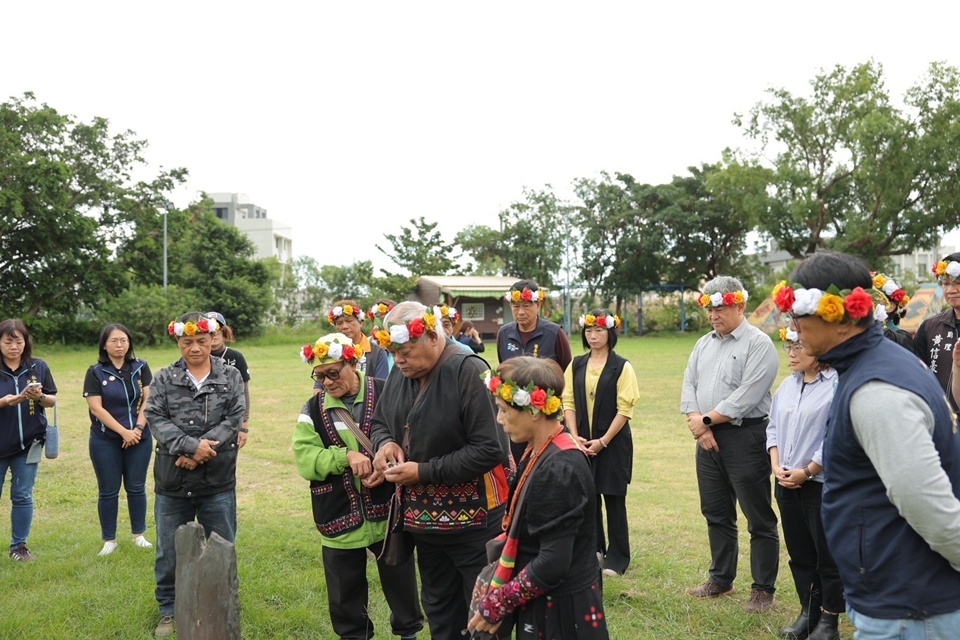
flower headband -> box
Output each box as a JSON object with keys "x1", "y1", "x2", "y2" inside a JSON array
[
  {"x1": 579, "y1": 313, "x2": 621, "y2": 329},
  {"x1": 506, "y1": 287, "x2": 546, "y2": 303},
  {"x1": 932, "y1": 260, "x2": 960, "y2": 280},
  {"x1": 168, "y1": 318, "x2": 220, "y2": 337},
  {"x1": 481, "y1": 369, "x2": 563, "y2": 419},
  {"x1": 367, "y1": 302, "x2": 394, "y2": 321},
  {"x1": 772, "y1": 280, "x2": 874, "y2": 323},
  {"x1": 871, "y1": 273, "x2": 910, "y2": 323},
  {"x1": 698, "y1": 290, "x2": 749, "y2": 308},
  {"x1": 436, "y1": 305, "x2": 459, "y2": 322},
  {"x1": 778, "y1": 327, "x2": 799, "y2": 343},
  {"x1": 300, "y1": 333, "x2": 363, "y2": 366},
  {"x1": 374, "y1": 307, "x2": 439, "y2": 349},
  {"x1": 327, "y1": 304, "x2": 364, "y2": 326}
]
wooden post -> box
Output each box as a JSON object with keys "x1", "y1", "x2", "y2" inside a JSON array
[{"x1": 174, "y1": 522, "x2": 241, "y2": 640}]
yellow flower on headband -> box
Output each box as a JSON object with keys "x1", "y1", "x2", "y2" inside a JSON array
[
  {"x1": 511, "y1": 290, "x2": 521, "y2": 303},
  {"x1": 733, "y1": 291, "x2": 745, "y2": 304},
  {"x1": 771, "y1": 281, "x2": 786, "y2": 297},
  {"x1": 424, "y1": 313, "x2": 436, "y2": 331},
  {"x1": 934, "y1": 262, "x2": 948, "y2": 276},
  {"x1": 817, "y1": 293, "x2": 846, "y2": 323},
  {"x1": 545, "y1": 396, "x2": 562, "y2": 415},
  {"x1": 498, "y1": 384, "x2": 515, "y2": 403},
  {"x1": 183, "y1": 322, "x2": 198, "y2": 336},
  {"x1": 314, "y1": 343, "x2": 330, "y2": 360},
  {"x1": 778, "y1": 328, "x2": 787, "y2": 342},
  {"x1": 584, "y1": 314, "x2": 596, "y2": 326},
  {"x1": 873, "y1": 274, "x2": 887, "y2": 289},
  {"x1": 342, "y1": 304, "x2": 354, "y2": 317}
]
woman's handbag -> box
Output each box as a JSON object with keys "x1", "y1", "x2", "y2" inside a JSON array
[{"x1": 44, "y1": 402, "x2": 59, "y2": 459}]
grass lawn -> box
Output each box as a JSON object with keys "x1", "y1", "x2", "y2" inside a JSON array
[{"x1": 0, "y1": 331, "x2": 853, "y2": 638}]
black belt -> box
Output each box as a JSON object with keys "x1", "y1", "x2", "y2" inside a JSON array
[{"x1": 740, "y1": 416, "x2": 768, "y2": 427}]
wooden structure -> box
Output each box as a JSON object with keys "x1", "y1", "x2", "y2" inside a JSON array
[
  {"x1": 174, "y1": 523, "x2": 241, "y2": 640},
  {"x1": 416, "y1": 275, "x2": 519, "y2": 341}
]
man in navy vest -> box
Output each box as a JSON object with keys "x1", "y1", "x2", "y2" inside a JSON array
[
  {"x1": 496, "y1": 280, "x2": 571, "y2": 370},
  {"x1": 784, "y1": 251, "x2": 960, "y2": 639}
]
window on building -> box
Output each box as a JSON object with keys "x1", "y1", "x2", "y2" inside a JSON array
[
  {"x1": 214, "y1": 207, "x2": 228, "y2": 220},
  {"x1": 918, "y1": 263, "x2": 927, "y2": 275}
]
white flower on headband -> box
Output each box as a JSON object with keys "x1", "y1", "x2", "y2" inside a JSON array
[
  {"x1": 949, "y1": 262, "x2": 960, "y2": 278},
  {"x1": 792, "y1": 288, "x2": 823, "y2": 316},
  {"x1": 328, "y1": 342, "x2": 343, "y2": 361},
  {"x1": 332, "y1": 306, "x2": 343, "y2": 317},
  {"x1": 447, "y1": 307, "x2": 457, "y2": 317},
  {"x1": 784, "y1": 328, "x2": 799, "y2": 342},
  {"x1": 512, "y1": 389, "x2": 531, "y2": 407},
  {"x1": 874, "y1": 305, "x2": 889, "y2": 323},
  {"x1": 881, "y1": 281, "x2": 899, "y2": 297},
  {"x1": 709, "y1": 292, "x2": 723, "y2": 307},
  {"x1": 389, "y1": 324, "x2": 410, "y2": 345},
  {"x1": 173, "y1": 322, "x2": 185, "y2": 336},
  {"x1": 433, "y1": 306, "x2": 443, "y2": 320}
]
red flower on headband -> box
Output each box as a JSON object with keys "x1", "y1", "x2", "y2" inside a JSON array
[
  {"x1": 890, "y1": 289, "x2": 906, "y2": 304},
  {"x1": 521, "y1": 289, "x2": 534, "y2": 302},
  {"x1": 774, "y1": 286, "x2": 795, "y2": 313},
  {"x1": 197, "y1": 319, "x2": 210, "y2": 333},
  {"x1": 722, "y1": 292, "x2": 736, "y2": 306},
  {"x1": 342, "y1": 345, "x2": 356, "y2": 361},
  {"x1": 301, "y1": 344, "x2": 314, "y2": 361},
  {"x1": 488, "y1": 376, "x2": 502, "y2": 393},
  {"x1": 529, "y1": 388, "x2": 547, "y2": 410},
  {"x1": 408, "y1": 318, "x2": 426, "y2": 339},
  {"x1": 843, "y1": 287, "x2": 874, "y2": 319}
]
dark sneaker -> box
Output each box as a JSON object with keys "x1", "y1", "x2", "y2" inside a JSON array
[
  {"x1": 686, "y1": 580, "x2": 734, "y2": 598},
  {"x1": 744, "y1": 588, "x2": 775, "y2": 613},
  {"x1": 9, "y1": 543, "x2": 34, "y2": 562},
  {"x1": 155, "y1": 615, "x2": 175, "y2": 637}
]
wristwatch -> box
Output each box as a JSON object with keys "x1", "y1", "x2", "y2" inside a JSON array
[{"x1": 701, "y1": 415, "x2": 712, "y2": 426}]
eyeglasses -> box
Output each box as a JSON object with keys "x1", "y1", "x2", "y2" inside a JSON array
[
  {"x1": 939, "y1": 277, "x2": 960, "y2": 290},
  {"x1": 310, "y1": 361, "x2": 348, "y2": 382},
  {"x1": 107, "y1": 338, "x2": 129, "y2": 345},
  {"x1": 783, "y1": 344, "x2": 804, "y2": 354}
]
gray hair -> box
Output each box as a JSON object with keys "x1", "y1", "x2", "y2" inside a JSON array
[
  {"x1": 703, "y1": 275, "x2": 746, "y2": 296},
  {"x1": 384, "y1": 301, "x2": 447, "y2": 339}
]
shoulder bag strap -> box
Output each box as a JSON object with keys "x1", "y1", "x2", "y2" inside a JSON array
[{"x1": 330, "y1": 407, "x2": 375, "y2": 457}]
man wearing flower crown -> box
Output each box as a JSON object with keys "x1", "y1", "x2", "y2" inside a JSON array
[
  {"x1": 915, "y1": 252, "x2": 960, "y2": 403},
  {"x1": 146, "y1": 311, "x2": 246, "y2": 638},
  {"x1": 497, "y1": 280, "x2": 571, "y2": 461},
  {"x1": 777, "y1": 251, "x2": 960, "y2": 638},
  {"x1": 370, "y1": 301, "x2": 512, "y2": 640},
  {"x1": 496, "y1": 279, "x2": 572, "y2": 372},
  {"x1": 436, "y1": 305, "x2": 474, "y2": 354},
  {"x1": 680, "y1": 275, "x2": 781, "y2": 613},
  {"x1": 314, "y1": 300, "x2": 390, "y2": 397},
  {"x1": 293, "y1": 333, "x2": 423, "y2": 640}
]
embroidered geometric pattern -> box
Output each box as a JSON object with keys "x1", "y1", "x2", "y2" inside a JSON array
[{"x1": 478, "y1": 566, "x2": 546, "y2": 624}]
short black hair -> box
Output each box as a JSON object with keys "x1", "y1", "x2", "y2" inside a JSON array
[
  {"x1": 510, "y1": 279, "x2": 540, "y2": 292},
  {"x1": 942, "y1": 252, "x2": 960, "y2": 264},
  {"x1": 580, "y1": 309, "x2": 620, "y2": 351},
  {"x1": 0, "y1": 319, "x2": 32, "y2": 364},
  {"x1": 791, "y1": 251, "x2": 873, "y2": 327},
  {"x1": 97, "y1": 324, "x2": 137, "y2": 365}
]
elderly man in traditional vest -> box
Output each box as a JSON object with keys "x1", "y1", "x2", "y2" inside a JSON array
[
  {"x1": 776, "y1": 251, "x2": 960, "y2": 639},
  {"x1": 371, "y1": 302, "x2": 512, "y2": 640},
  {"x1": 680, "y1": 276, "x2": 781, "y2": 614}
]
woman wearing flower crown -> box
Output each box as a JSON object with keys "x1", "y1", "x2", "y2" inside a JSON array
[
  {"x1": 766, "y1": 327, "x2": 843, "y2": 640},
  {"x1": 914, "y1": 252, "x2": 960, "y2": 400},
  {"x1": 83, "y1": 323, "x2": 154, "y2": 556},
  {"x1": 468, "y1": 356, "x2": 608, "y2": 640},
  {"x1": 562, "y1": 309, "x2": 639, "y2": 577},
  {"x1": 869, "y1": 273, "x2": 912, "y2": 351}
]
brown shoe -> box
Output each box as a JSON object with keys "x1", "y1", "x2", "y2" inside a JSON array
[
  {"x1": 744, "y1": 589, "x2": 775, "y2": 613},
  {"x1": 686, "y1": 580, "x2": 734, "y2": 598}
]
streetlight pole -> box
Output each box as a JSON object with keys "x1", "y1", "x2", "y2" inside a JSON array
[{"x1": 161, "y1": 200, "x2": 173, "y2": 293}]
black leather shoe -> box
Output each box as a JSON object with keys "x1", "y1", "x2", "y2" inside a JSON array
[
  {"x1": 807, "y1": 612, "x2": 840, "y2": 640},
  {"x1": 779, "y1": 607, "x2": 819, "y2": 639}
]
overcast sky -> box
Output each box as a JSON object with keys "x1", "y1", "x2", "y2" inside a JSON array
[{"x1": 6, "y1": 2, "x2": 960, "y2": 271}]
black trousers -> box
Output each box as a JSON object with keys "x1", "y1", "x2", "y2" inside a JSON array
[
  {"x1": 322, "y1": 540, "x2": 424, "y2": 640},
  {"x1": 414, "y1": 530, "x2": 496, "y2": 640},
  {"x1": 775, "y1": 481, "x2": 845, "y2": 613},
  {"x1": 596, "y1": 494, "x2": 630, "y2": 574},
  {"x1": 695, "y1": 422, "x2": 780, "y2": 592}
]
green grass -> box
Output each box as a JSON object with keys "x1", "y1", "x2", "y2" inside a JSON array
[{"x1": 0, "y1": 333, "x2": 852, "y2": 638}]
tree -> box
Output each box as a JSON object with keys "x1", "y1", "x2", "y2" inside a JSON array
[
  {"x1": 654, "y1": 162, "x2": 761, "y2": 287},
  {"x1": 0, "y1": 93, "x2": 186, "y2": 318},
  {"x1": 455, "y1": 187, "x2": 567, "y2": 288},
  {"x1": 573, "y1": 173, "x2": 666, "y2": 312},
  {"x1": 732, "y1": 61, "x2": 960, "y2": 262},
  {"x1": 377, "y1": 216, "x2": 463, "y2": 279}
]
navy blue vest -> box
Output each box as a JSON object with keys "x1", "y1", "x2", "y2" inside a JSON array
[
  {"x1": 820, "y1": 323, "x2": 960, "y2": 619},
  {"x1": 497, "y1": 319, "x2": 563, "y2": 362}
]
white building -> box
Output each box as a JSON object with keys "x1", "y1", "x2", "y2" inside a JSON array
[{"x1": 209, "y1": 192, "x2": 293, "y2": 263}]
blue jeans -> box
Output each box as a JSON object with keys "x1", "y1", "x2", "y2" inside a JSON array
[
  {"x1": 0, "y1": 450, "x2": 40, "y2": 548},
  {"x1": 154, "y1": 490, "x2": 237, "y2": 616},
  {"x1": 89, "y1": 429, "x2": 153, "y2": 540},
  {"x1": 848, "y1": 605, "x2": 960, "y2": 639}
]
